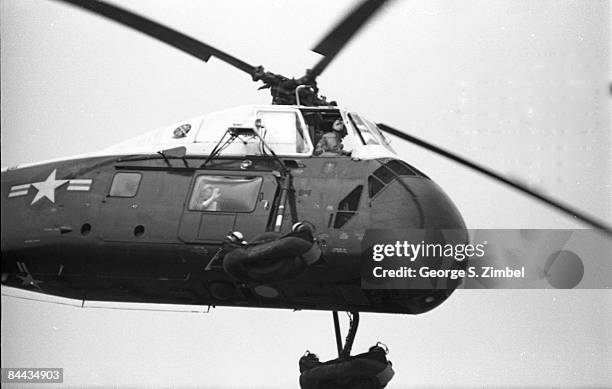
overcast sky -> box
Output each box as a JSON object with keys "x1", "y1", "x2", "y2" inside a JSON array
[{"x1": 1, "y1": 1, "x2": 611, "y2": 387}]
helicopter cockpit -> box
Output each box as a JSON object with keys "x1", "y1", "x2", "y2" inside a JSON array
[
  {"x1": 103, "y1": 105, "x2": 395, "y2": 160},
  {"x1": 300, "y1": 108, "x2": 394, "y2": 159}
]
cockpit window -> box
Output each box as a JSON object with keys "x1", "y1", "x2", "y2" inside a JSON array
[
  {"x1": 109, "y1": 172, "x2": 142, "y2": 197},
  {"x1": 368, "y1": 176, "x2": 385, "y2": 198},
  {"x1": 369, "y1": 164, "x2": 397, "y2": 199},
  {"x1": 384, "y1": 160, "x2": 417, "y2": 176},
  {"x1": 193, "y1": 107, "x2": 312, "y2": 156},
  {"x1": 334, "y1": 185, "x2": 363, "y2": 228},
  {"x1": 256, "y1": 111, "x2": 311, "y2": 154},
  {"x1": 361, "y1": 117, "x2": 386, "y2": 144},
  {"x1": 382, "y1": 159, "x2": 429, "y2": 179},
  {"x1": 348, "y1": 113, "x2": 380, "y2": 145},
  {"x1": 300, "y1": 109, "x2": 357, "y2": 157},
  {"x1": 189, "y1": 176, "x2": 262, "y2": 212},
  {"x1": 372, "y1": 165, "x2": 395, "y2": 184}
]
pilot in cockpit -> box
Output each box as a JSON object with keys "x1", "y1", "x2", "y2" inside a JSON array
[{"x1": 314, "y1": 119, "x2": 350, "y2": 156}]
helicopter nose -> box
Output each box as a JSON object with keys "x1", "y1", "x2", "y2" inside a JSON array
[
  {"x1": 368, "y1": 170, "x2": 466, "y2": 230},
  {"x1": 363, "y1": 163, "x2": 468, "y2": 314}
]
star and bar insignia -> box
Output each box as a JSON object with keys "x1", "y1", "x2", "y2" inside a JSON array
[{"x1": 7, "y1": 169, "x2": 93, "y2": 205}]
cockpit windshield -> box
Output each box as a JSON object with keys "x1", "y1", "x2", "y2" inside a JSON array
[{"x1": 348, "y1": 113, "x2": 380, "y2": 145}]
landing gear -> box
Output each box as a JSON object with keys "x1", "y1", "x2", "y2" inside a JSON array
[{"x1": 298, "y1": 311, "x2": 395, "y2": 389}]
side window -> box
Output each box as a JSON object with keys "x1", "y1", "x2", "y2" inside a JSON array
[
  {"x1": 334, "y1": 185, "x2": 363, "y2": 228},
  {"x1": 109, "y1": 172, "x2": 142, "y2": 197},
  {"x1": 188, "y1": 176, "x2": 262, "y2": 212},
  {"x1": 368, "y1": 176, "x2": 385, "y2": 198}
]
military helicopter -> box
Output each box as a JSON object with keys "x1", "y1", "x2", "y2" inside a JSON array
[{"x1": 2, "y1": 0, "x2": 611, "y2": 385}]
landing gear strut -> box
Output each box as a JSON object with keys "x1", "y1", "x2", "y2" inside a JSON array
[{"x1": 298, "y1": 311, "x2": 394, "y2": 388}]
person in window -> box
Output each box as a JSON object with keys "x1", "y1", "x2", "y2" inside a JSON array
[
  {"x1": 314, "y1": 119, "x2": 349, "y2": 156},
  {"x1": 200, "y1": 184, "x2": 221, "y2": 211}
]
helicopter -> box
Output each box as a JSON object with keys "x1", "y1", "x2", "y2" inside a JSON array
[
  {"x1": 2, "y1": 0, "x2": 612, "y2": 387},
  {"x1": 1, "y1": 0, "x2": 467, "y2": 310}
]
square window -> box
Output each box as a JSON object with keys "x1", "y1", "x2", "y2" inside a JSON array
[
  {"x1": 109, "y1": 172, "x2": 142, "y2": 197},
  {"x1": 189, "y1": 176, "x2": 263, "y2": 212}
]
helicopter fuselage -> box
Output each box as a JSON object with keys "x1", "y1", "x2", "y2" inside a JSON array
[{"x1": 1, "y1": 105, "x2": 467, "y2": 315}]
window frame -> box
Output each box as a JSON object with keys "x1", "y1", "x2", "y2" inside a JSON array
[
  {"x1": 254, "y1": 109, "x2": 314, "y2": 155},
  {"x1": 108, "y1": 171, "x2": 143, "y2": 198},
  {"x1": 347, "y1": 113, "x2": 382, "y2": 146},
  {"x1": 333, "y1": 185, "x2": 364, "y2": 229},
  {"x1": 187, "y1": 174, "x2": 264, "y2": 213}
]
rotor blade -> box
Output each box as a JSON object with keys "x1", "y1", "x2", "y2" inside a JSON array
[
  {"x1": 309, "y1": 0, "x2": 390, "y2": 78},
  {"x1": 377, "y1": 123, "x2": 612, "y2": 238},
  {"x1": 54, "y1": 0, "x2": 258, "y2": 77}
]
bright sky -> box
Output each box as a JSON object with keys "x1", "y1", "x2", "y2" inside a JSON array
[{"x1": 1, "y1": 0, "x2": 611, "y2": 387}]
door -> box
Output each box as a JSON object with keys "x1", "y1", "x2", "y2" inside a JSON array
[{"x1": 96, "y1": 169, "x2": 192, "y2": 279}]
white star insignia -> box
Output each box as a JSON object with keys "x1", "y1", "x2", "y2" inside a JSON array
[{"x1": 30, "y1": 169, "x2": 68, "y2": 205}]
